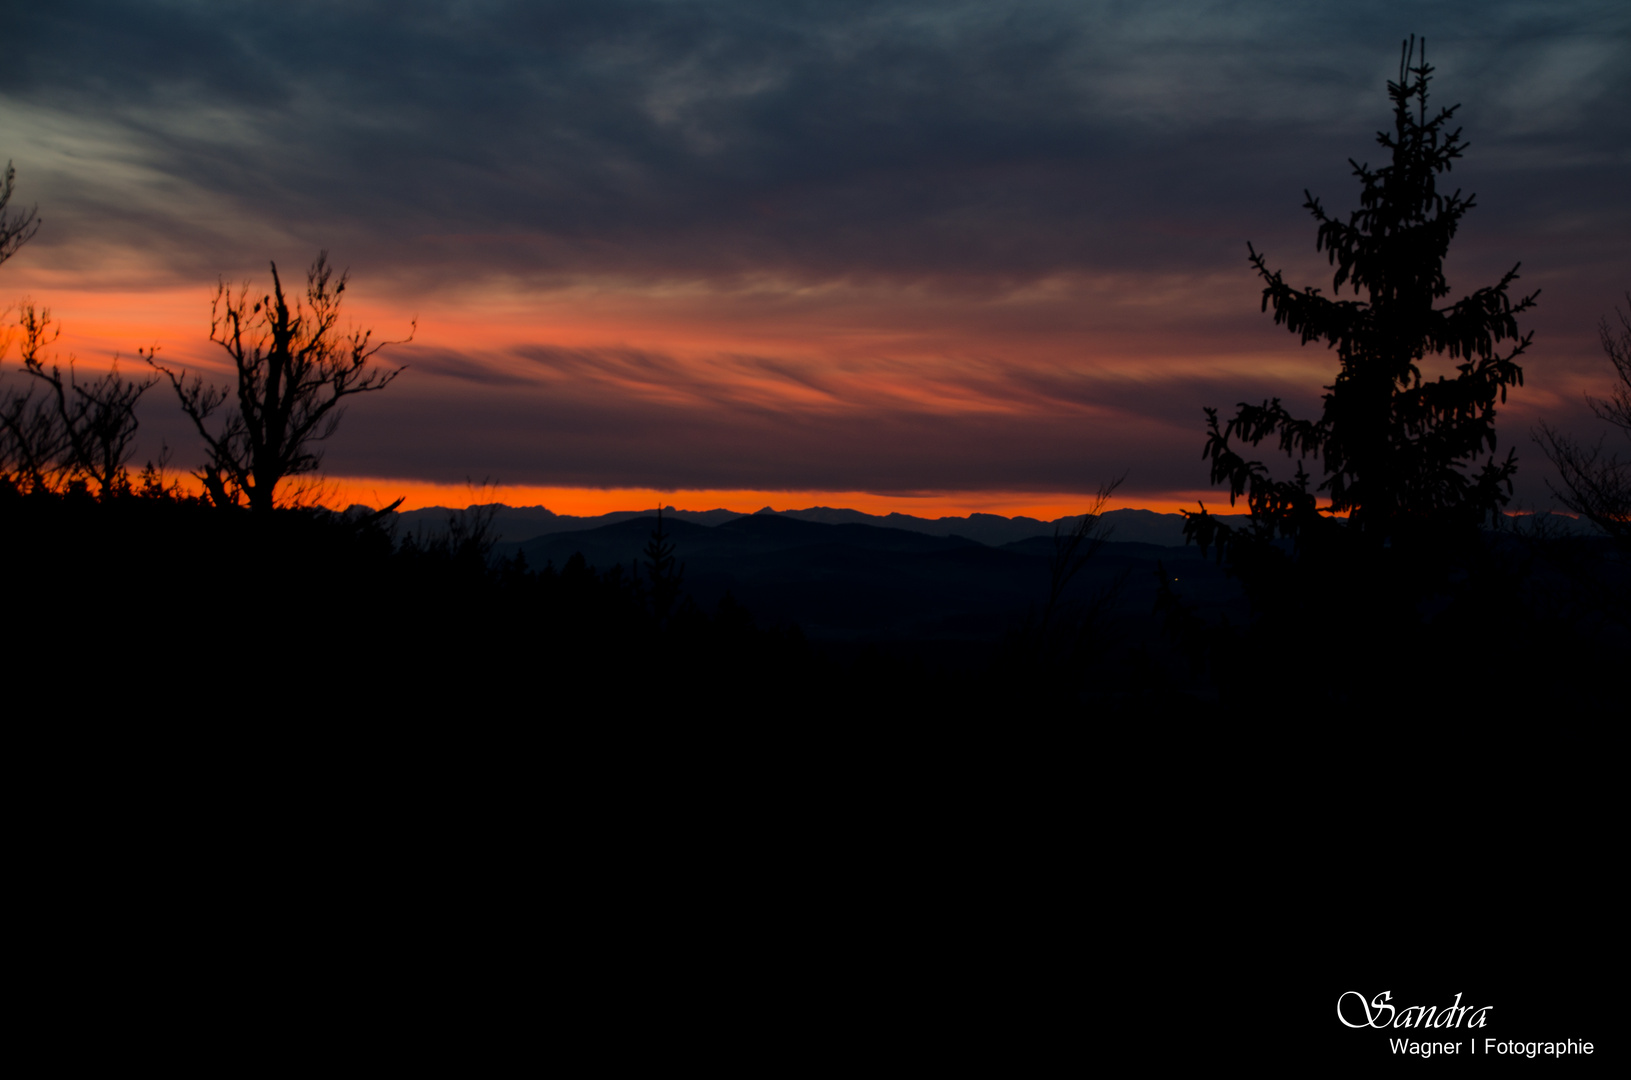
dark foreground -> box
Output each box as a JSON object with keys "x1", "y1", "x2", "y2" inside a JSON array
[{"x1": 8, "y1": 486, "x2": 1624, "y2": 720}]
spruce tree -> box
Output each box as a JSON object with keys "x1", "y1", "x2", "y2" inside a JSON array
[{"x1": 1187, "y1": 38, "x2": 1537, "y2": 575}]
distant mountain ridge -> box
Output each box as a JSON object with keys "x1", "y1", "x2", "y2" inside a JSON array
[
  {"x1": 494, "y1": 511, "x2": 1249, "y2": 642},
  {"x1": 358, "y1": 502, "x2": 1600, "y2": 646},
  {"x1": 379, "y1": 502, "x2": 1601, "y2": 548},
  {"x1": 385, "y1": 502, "x2": 1220, "y2": 547}
]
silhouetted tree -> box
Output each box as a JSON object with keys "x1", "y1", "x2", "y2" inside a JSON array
[
  {"x1": 2, "y1": 302, "x2": 156, "y2": 496},
  {"x1": 1041, "y1": 475, "x2": 1124, "y2": 632},
  {"x1": 642, "y1": 506, "x2": 684, "y2": 625},
  {"x1": 1187, "y1": 38, "x2": 1536, "y2": 576},
  {"x1": 0, "y1": 160, "x2": 47, "y2": 490},
  {"x1": 146, "y1": 253, "x2": 411, "y2": 511},
  {"x1": 402, "y1": 501, "x2": 499, "y2": 567},
  {"x1": 0, "y1": 307, "x2": 62, "y2": 491},
  {"x1": 1537, "y1": 294, "x2": 1631, "y2": 547},
  {"x1": 0, "y1": 161, "x2": 38, "y2": 267},
  {"x1": 992, "y1": 476, "x2": 1131, "y2": 707}
]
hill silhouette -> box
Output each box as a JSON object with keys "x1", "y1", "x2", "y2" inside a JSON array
[
  {"x1": 4, "y1": 481, "x2": 1619, "y2": 717},
  {"x1": 497, "y1": 510, "x2": 1246, "y2": 644},
  {"x1": 391, "y1": 502, "x2": 1226, "y2": 547}
]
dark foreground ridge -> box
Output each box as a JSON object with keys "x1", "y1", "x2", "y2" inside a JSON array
[
  {"x1": 11, "y1": 483, "x2": 1619, "y2": 719},
  {"x1": 501, "y1": 510, "x2": 1246, "y2": 645}
]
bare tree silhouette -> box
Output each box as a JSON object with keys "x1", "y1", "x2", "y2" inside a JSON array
[
  {"x1": 146, "y1": 253, "x2": 412, "y2": 511},
  {"x1": 2, "y1": 302, "x2": 156, "y2": 496},
  {"x1": 0, "y1": 304, "x2": 62, "y2": 490},
  {"x1": 1536, "y1": 294, "x2": 1631, "y2": 546},
  {"x1": 0, "y1": 162, "x2": 38, "y2": 268},
  {"x1": 0, "y1": 160, "x2": 49, "y2": 490},
  {"x1": 1041, "y1": 475, "x2": 1125, "y2": 632}
]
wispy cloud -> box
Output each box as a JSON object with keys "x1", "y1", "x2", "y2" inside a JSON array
[
  {"x1": 6, "y1": 1, "x2": 1624, "y2": 288},
  {"x1": 4, "y1": 1, "x2": 1626, "y2": 507}
]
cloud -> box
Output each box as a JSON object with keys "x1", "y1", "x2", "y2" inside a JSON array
[
  {"x1": 241, "y1": 334, "x2": 1337, "y2": 496},
  {"x1": 9, "y1": 2, "x2": 1627, "y2": 510},
  {"x1": 4, "y1": 1, "x2": 1623, "y2": 292}
]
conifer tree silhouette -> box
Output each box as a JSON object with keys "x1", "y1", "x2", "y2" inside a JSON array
[
  {"x1": 1187, "y1": 38, "x2": 1536, "y2": 568},
  {"x1": 642, "y1": 506, "x2": 684, "y2": 626}
]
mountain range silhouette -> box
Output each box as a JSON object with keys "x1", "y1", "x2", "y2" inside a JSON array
[
  {"x1": 370, "y1": 503, "x2": 1250, "y2": 644},
  {"x1": 388, "y1": 504, "x2": 1220, "y2": 547}
]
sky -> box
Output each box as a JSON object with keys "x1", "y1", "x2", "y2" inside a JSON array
[{"x1": 2, "y1": 0, "x2": 1627, "y2": 516}]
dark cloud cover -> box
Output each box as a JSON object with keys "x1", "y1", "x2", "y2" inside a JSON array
[
  {"x1": 6, "y1": 0, "x2": 1626, "y2": 286},
  {"x1": 5, "y1": 1, "x2": 1628, "y2": 501}
]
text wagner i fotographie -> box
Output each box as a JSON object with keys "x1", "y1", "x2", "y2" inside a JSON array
[{"x1": 1338, "y1": 991, "x2": 1595, "y2": 1059}]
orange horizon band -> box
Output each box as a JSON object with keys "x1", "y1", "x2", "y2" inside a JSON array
[
  {"x1": 306, "y1": 477, "x2": 1248, "y2": 520},
  {"x1": 143, "y1": 471, "x2": 1239, "y2": 519}
]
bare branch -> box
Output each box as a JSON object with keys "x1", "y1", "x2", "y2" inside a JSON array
[
  {"x1": 1042, "y1": 474, "x2": 1125, "y2": 629},
  {"x1": 0, "y1": 162, "x2": 40, "y2": 268},
  {"x1": 151, "y1": 252, "x2": 410, "y2": 511},
  {"x1": 3, "y1": 302, "x2": 153, "y2": 496},
  {"x1": 1587, "y1": 292, "x2": 1631, "y2": 437},
  {"x1": 1536, "y1": 293, "x2": 1631, "y2": 546}
]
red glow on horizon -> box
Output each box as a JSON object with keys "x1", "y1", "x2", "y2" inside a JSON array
[
  {"x1": 2, "y1": 275, "x2": 1411, "y2": 522},
  {"x1": 316, "y1": 477, "x2": 1226, "y2": 520}
]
